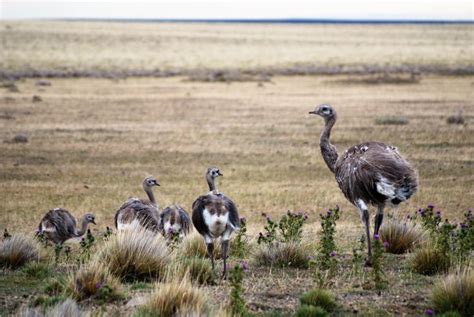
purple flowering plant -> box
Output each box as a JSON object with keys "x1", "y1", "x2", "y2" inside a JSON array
[
  {"x1": 231, "y1": 217, "x2": 249, "y2": 257},
  {"x1": 316, "y1": 206, "x2": 341, "y2": 271}
]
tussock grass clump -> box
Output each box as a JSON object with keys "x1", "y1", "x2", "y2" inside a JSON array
[
  {"x1": 253, "y1": 242, "x2": 311, "y2": 269},
  {"x1": 410, "y1": 245, "x2": 450, "y2": 275},
  {"x1": 431, "y1": 270, "x2": 474, "y2": 316},
  {"x1": 22, "y1": 261, "x2": 52, "y2": 279},
  {"x1": 94, "y1": 228, "x2": 170, "y2": 281},
  {"x1": 375, "y1": 116, "x2": 409, "y2": 125},
  {"x1": 178, "y1": 232, "x2": 221, "y2": 259},
  {"x1": 295, "y1": 305, "x2": 328, "y2": 317},
  {"x1": 67, "y1": 262, "x2": 123, "y2": 301},
  {"x1": 0, "y1": 234, "x2": 39, "y2": 269},
  {"x1": 176, "y1": 256, "x2": 214, "y2": 285},
  {"x1": 137, "y1": 278, "x2": 209, "y2": 317},
  {"x1": 379, "y1": 218, "x2": 425, "y2": 254},
  {"x1": 300, "y1": 289, "x2": 337, "y2": 312}
]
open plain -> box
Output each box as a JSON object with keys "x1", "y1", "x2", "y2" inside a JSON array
[{"x1": 0, "y1": 21, "x2": 473, "y2": 316}]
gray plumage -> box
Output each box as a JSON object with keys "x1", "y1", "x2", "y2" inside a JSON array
[
  {"x1": 192, "y1": 167, "x2": 240, "y2": 278},
  {"x1": 310, "y1": 104, "x2": 418, "y2": 264},
  {"x1": 159, "y1": 204, "x2": 192, "y2": 238},
  {"x1": 114, "y1": 176, "x2": 161, "y2": 232},
  {"x1": 38, "y1": 208, "x2": 96, "y2": 244}
]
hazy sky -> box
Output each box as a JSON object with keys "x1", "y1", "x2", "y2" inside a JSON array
[{"x1": 1, "y1": 0, "x2": 472, "y2": 20}]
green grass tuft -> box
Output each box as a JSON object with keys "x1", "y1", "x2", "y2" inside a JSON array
[
  {"x1": 410, "y1": 245, "x2": 450, "y2": 275},
  {"x1": 431, "y1": 270, "x2": 474, "y2": 316},
  {"x1": 294, "y1": 305, "x2": 328, "y2": 317},
  {"x1": 299, "y1": 289, "x2": 337, "y2": 312}
]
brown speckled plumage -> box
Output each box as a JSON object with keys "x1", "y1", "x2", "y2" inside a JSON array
[
  {"x1": 38, "y1": 208, "x2": 95, "y2": 244},
  {"x1": 114, "y1": 176, "x2": 160, "y2": 232},
  {"x1": 310, "y1": 104, "x2": 418, "y2": 264}
]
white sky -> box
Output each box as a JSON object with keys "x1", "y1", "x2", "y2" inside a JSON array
[{"x1": 1, "y1": 0, "x2": 473, "y2": 20}]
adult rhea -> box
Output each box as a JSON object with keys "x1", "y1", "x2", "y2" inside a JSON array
[{"x1": 309, "y1": 104, "x2": 418, "y2": 264}]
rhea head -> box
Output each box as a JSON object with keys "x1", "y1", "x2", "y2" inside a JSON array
[
  {"x1": 84, "y1": 213, "x2": 96, "y2": 225},
  {"x1": 142, "y1": 176, "x2": 160, "y2": 189},
  {"x1": 207, "y1": 167, "x2": 223, "y2": 179},
  {"x1": 309, "y1": 104, "x2": 336, "y2": 120}
]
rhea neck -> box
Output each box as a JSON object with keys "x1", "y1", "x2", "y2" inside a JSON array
[
  {"x1": 76, "y1": 216, "x2": 90, "y2": 237},
  {"x1": 319, "y1": 113, "x2": 339, "y2": 174},
  {"x1": 143, "y1": 184, "x2": 158, "y2": 208},
  {"x1": 206, "y1": 174, "x2": 218, "y2": 192}
]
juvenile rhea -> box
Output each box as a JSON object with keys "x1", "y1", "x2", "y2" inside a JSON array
[
  {"x1": 114, "y1": 176, "x2": 161, "y2": 232},
  {"x1": 159, "y1": 205, "x2": 191, "y2": 239},
  {"x1": 309, "y1": 104, "x2": 418, "y2": 265},
  {"x1": 38, "y1": 208, "x2": 96, "y2": 244},
  {"x1": 192, "y1": 167, "x2": 240, "y2": 277}
]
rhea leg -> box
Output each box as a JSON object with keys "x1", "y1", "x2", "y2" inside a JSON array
[
  {"x1": 204, "y1": 235, "x2": 214, "y2": 270},
  {"x1": 374, "y1": 204, "x2": 384, "y2": 235},
  {"x1": 221, "y1": 239, "x2": 230, "y2": 279},
  {"x1": 357, "y1": 200, "x2": 372, "y2": 266}
]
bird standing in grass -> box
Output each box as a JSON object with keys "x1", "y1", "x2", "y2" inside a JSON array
[
  {"x1": 38, "y1": 208, "x2": 96, "y2": 244},
  {"x1": 114, "y1": 176, "x2": 161, "y2": 232},
  {"x1": 159, "y1": 205, "x2": 191, "y2": 239},
  {"x1": 192, "y1": 167, "x2": 240, "y2": 278},
  {"x1": 309, "y1": 104, "x2": 418, "y2": 265}
]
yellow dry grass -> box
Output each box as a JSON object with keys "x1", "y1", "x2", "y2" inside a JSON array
[
  {"x1": 0, "y1": 74, "x2": 473, "y2": 236},
  {"x1": 0, "y1": 21, "x2": 472, "y2": 74}
]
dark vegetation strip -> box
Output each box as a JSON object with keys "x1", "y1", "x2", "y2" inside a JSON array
[{"x1": 1, "y1": 64, "x2": 473, "y2": 81}]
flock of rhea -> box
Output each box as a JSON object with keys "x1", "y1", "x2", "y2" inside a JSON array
[{"x1": 38, "y1": 104, "x2": 418, "y2": 273}]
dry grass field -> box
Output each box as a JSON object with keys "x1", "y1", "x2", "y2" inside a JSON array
[
  {"x1": 0, "y1": 21, "x2": 473, "y2": 316},
  {"x1": 1, "y1": 21, "x2": 473, "y2": 77}
]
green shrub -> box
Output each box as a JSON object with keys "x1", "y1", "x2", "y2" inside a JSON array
[
  {"x1": 294, "y1": 305, "x2": 328, "y2": 317},
  {"x1": 431, "y1": 270, "x2": 474, "y2": 316},
  {"x1": 299, "y1": 289, "x2": 336, "y2": 312}
]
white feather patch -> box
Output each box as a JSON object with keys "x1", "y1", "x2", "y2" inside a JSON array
[
  {"x1": 376, "y1": 176, "x2": 396, "y2": 198},
  {"x1": 203, "y1": 208, "x2": 228, "y2": 237}
]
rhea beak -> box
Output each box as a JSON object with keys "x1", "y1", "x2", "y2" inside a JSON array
[
  {"x1": 155, "y1": 181, "x2": 160, "y2": 186},
  {"x1": 91, "y1": 219, "x2": 96, "y2": 225},
  {"x1": 309, "y1": 110, "x2": 317, "y2": 115},
  {"x1": 218, "y1": 172, "x2": 223, "y2": 176}
]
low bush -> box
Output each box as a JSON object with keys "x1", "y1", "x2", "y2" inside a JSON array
[
  {"x1": 0, "y1": 234, "x2": 39, "y2": 269},
  {"x1": 431, "y1": 270, "x2": 474, "y2": 316}
]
